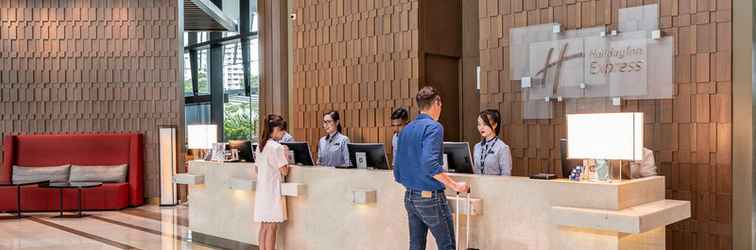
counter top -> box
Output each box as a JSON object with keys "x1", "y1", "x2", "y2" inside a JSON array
[{"x1": 187, "y1": 160, "x2": 688, "y2": 250}]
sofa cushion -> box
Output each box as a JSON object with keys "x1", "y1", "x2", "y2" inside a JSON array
[
  {"x1": 12, "y1": 165, "x2": 70, "y2": 183},
  {"x1": 69, "y1": 164, "x2": 128, "y2": 183}
]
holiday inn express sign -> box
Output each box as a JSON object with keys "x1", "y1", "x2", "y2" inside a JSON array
[{"x1": 509, "y1": 4, "x2": 673, "y2": 119}]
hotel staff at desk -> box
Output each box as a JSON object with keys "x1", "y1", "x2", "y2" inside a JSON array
[
  {"x1": 317, "y1": 110, "x2": 351, "y2": 167},
  {"x1": 473, "y1": 109, "x2": 513, "y2": 176},
  {"x1": 391, "y1": 107, "x2": 410, "y2": 166}
]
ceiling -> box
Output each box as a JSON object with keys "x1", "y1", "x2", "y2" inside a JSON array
[{"x1": 184, "y1": 0, "x2": 237, "y2": 32}]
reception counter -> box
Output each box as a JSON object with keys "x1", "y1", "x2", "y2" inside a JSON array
[{"x1": 183, "y1": 160, "x2": 690, "y2": 250}]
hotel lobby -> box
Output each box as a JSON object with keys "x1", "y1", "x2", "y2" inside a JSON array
[{"x1": 0, "y1": 0, "x2": 754, "y2": 250}]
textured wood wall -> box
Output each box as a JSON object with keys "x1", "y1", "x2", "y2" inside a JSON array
[
  {"x1": 291, "y1": 0, "x2": 421, "y2": 157},
  {"x1": 478, "y1": 0, "x2": 732, "y2": 249},
  {"x1": 0, "y1": 0, "x2": 181, "y2": 198}
]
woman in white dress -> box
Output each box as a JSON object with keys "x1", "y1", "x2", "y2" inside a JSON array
[{"x1": 255, "y1": 114, "x2": 290, "y2": 250}]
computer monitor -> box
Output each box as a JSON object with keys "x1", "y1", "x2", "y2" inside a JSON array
[
  {"x1": 280, "y1": 142, "x2": 315, "y2": 166},
  {"x1": 347, "y1": 143, "x2": 390, "y2": 170},
  {"x1": 227, "y1": 140, "x2": 254, "y2": 162},
  {"x1": 443, "y1": 142, "x2": 474, "y2": 174},
  {"x1": 559, "y1": 138, "x2": 570, "y2": 177}
]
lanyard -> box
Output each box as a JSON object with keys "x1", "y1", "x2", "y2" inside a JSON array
[
  {"x1": 479, "y1": 138, "x2": 497, "y2": 171},
  {"x1": 326, "y1": 132, "x2": 339, "y2": 144}
]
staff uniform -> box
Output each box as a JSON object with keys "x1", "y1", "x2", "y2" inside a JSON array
[
  {"x1": 472, "y1": 137, "x2": 513, "y2": 176},
  {"x1": 279, "y1": 132, "x2": 294, "y2": 143},
  {"x1": 253, "y1": 140, "x2": 289, "y2": 223},
  {"x1": 317, "y1": 132, "x2": 351, "y2": 167}
]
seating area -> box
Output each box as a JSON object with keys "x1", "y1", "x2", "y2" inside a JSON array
[{"x1": 0, "y1": 133, "x2": 144, "y2": 212}]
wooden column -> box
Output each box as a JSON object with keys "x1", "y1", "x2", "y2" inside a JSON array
[{"x1": 258, "y1": 0, "x2": 290, "y2": 122}]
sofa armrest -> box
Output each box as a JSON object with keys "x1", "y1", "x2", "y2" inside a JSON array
[
  {"x1": 2, "y1": 136, "x2": 15, "y2": 182},
  {"x1": 129, "y1": 134, "x2": 144, "y2": 206}
]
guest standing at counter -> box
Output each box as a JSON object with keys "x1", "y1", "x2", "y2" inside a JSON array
[
  {"x1": 317, "y1": 110, "x2": 351, "y2": 167},
  {"x1": 473, "y1": 109, "x2": 513, "y2": 176},
  {"x1": 254, "y1": 114, "x2": 291, "y2": 250},
  {"x1": 391, "y1": 107, "x2": 410, "y2": 166},
  {"x1": 394, "y1": 86, "x2": 469, "y2": 250}
]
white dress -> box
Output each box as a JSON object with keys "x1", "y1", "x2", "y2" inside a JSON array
[{"x1": 254, "y1": 140, "x2": 289, "y2": 223}]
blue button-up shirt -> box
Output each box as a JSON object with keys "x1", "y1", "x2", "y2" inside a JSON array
[{"x1": 394, "y1": 113, "x2": 445, "y2": 191}]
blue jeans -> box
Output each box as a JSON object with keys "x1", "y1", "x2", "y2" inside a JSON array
[{"x1": 404, "y1": 190, "x2": 455, "y2": 250}]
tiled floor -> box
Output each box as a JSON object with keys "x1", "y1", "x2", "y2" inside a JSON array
[{"x1": 0, "y1": 205, "x2": 225, "y2": 250}]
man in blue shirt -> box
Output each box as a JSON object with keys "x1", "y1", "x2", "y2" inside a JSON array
[{"x1": 394, "y1": 86, "x2": 469, "y2": 250}]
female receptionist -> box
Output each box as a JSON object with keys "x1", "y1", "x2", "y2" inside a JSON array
[
  {"x1": 317, "y1": 110, "x2": 351, "y2": 167},
  {"x1": 473, "y1": 109, "x2": 513, "y2": 176}
]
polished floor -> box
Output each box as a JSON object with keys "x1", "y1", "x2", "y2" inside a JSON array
[{"x1": 0, "y1": 205, "x2": 236, "y2": 250}]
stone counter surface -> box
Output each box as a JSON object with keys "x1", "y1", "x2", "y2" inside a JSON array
[{"x1": 187, "y1": 161, "x2": 689, "y2": 250}]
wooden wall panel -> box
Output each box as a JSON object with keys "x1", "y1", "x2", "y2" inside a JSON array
[
  {"x1": 291, "y1": 0, "x2": 420, "y2": 157},
  {"x1": 479, "y1": 0, "x2": 732, "y2": 249},
  {"x1": 0, "y1": 0, "x2": 181, "y2": 198}
]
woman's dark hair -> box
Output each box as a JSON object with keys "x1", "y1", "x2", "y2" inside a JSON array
[
  {"x1": 479, "y1": 109, "x2": 501, "y2": 136},
  {"x1": 324, "y1": 110, "x2": 342, "y2": 133},
  {"x1": 416, "y1": 86, "x2": 441, "y2": 110},
  {"x1": 260, "y1": 114, "x2": 286, "y2": 151},
  {"x1": 391, "y1": 107, "x2": 410, "y2": 122}
]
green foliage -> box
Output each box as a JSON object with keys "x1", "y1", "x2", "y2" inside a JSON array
[
  {"x1": 224, "y1": 101, "x2": 257, "y2": 140},
  {"x1": 183, "y1": 71, "x2": 210, "y2": 95}
]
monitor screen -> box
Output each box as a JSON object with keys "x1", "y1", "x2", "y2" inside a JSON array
[
  {"x1": 228, "y1": 140, "x2": 254, "y2": 162},
  {"x1": 280, "y1": 142, "x2": 314, "y2": 166},
  {"x1": 443, "y1": 142, "x2": 473, "y2": 174},
  {"x1": 347, "y1": 143, "x2": 390, "y2": 170}
]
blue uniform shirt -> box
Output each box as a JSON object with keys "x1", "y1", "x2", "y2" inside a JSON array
[
  {"x1": 317, "y1": 132, "x2": 351, "y2": 167},
  {"x1": 473, "y1": 137, "x2": 512, "y2": 176},
  {"x1": 394, "y1": 113, "x2": 445, "y2": 191}
]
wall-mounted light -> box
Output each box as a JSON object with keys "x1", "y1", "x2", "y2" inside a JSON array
[
  {"x1": 173, "y1": 173, "x2": 205, "y2": 185},
  {"x1": 281, "y1": 183, "x2": 306, "y2": 197},
  {"x1": 352, "y1": 189, "x2": 377, "y2": 205}
]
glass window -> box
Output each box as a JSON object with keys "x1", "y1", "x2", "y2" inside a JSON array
[
  {"x1": 223, "y1": 42, "x2": 258, "y2": 141},
  {"x1": 183, "y1": 2, "x2": 261, "y2": 143},
  {"x1": 247, "y1": 38, "x2": 260, "y2": 95},
  {"x1": 185, "y1": 103, "x2": 211, "y2": 126},
  {"x1": 183, "y1": 52, "x2": 193, "y2": 96},
  {"x1": 251, "y1": 13, "x2": 258, "y2": 32},
  {"x1": 196, "y1": 49, "x2": 210, "y2": 95},
  {"x1": 197, "y1": 32, "x2": 210, "y2": 43}
]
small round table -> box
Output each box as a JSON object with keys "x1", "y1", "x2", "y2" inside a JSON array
[
  {"x1": 0, "y1": 180, "x2": 50, "y2": 219},
  {"x1": 41, "y1": 182, "x2": 103, "y2": 218}
]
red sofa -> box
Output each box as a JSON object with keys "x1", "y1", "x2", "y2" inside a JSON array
[{"x1": 0, "y1": 133, "x2": 144, "y2": 211}]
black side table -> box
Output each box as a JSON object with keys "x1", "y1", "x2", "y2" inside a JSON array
[
  {"x1": 0, "y1": 180, "x2": 50, "y2": 219},
  {"x1": 41, "y1": 182, "x2": 103, "y2": 218}
]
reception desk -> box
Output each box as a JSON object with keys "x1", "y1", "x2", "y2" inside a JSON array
[{"x1": 184, "y1": 160, "x2": 690, "y2": 250}]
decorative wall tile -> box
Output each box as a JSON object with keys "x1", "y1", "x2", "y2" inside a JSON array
[{"x1": 0, "y1": 0, "x2": 180, "y2": 198}]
